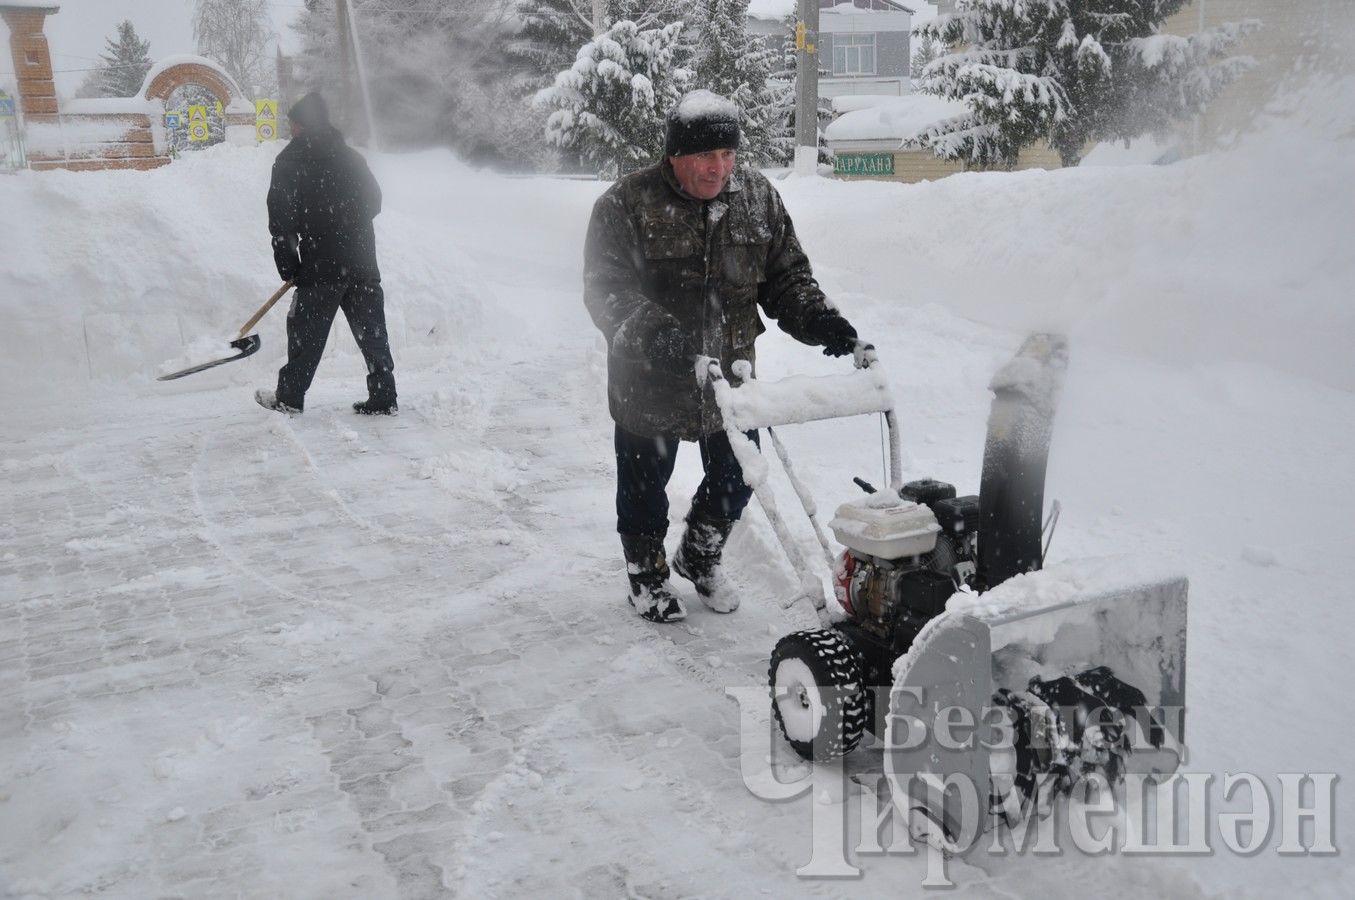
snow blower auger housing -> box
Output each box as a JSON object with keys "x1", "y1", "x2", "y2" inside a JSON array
[{"x1": 702, "y1": 335, "x2": 1188, "y2": 848}]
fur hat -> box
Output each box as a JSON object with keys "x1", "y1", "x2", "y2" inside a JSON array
[
  {"x1": 665, "y1": 90, "x2": 741, "y2": 157},
  {"x1": 287, "y1": 92, "x2": 331, "y2": 130}
]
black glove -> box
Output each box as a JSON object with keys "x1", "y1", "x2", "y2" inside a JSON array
[
  {"x1": 273, "y1": 238, "x2": 301, "y2": 284},
  {"x1": 819, "y1": 318, "x2": 859, "y2": 358}
]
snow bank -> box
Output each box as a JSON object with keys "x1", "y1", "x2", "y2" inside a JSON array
[
  {"x1": 824, "y1": 94, "x2": 968, "y2": 142},
  {"x1": 0, "y1": 146, "x2": 501, "y2": 392},
  {"x1": 1, "y1": 71, "x2": 1349, "y2": 400},
  {"x1": 788, "y1": 72, "x2": 1355, "y2": 392}
]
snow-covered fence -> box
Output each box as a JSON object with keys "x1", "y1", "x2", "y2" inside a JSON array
[{"x1": 24, "y1": 97, "x2": 169, "y2": 171}]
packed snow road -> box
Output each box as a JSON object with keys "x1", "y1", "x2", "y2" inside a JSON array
[{"x1": 3, "y1": 78, "x2": 1354, "y2": 897}]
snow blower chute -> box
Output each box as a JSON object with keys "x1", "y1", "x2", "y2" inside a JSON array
[{"x1": 702, "y1": 335, "x2": 1187, "y2": 849}]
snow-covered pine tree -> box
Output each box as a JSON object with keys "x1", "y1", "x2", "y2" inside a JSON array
[
  {"x1": 690, "y1": 0, "x2": 793, "y2": 165},
  {"x1": 509, "y1": 0, "x2": 595, "y2": 96},
  {"x1": 535, "y1": 19, "x2": 691, "y2": 176},
  {"x1": 916, "y1": 0, "x2": 1259, "y2": 167},
  {"x1": 77, "y1": 21, "x2": 153, "y2": 98},
  {"x1": 910, "y1": 32, "x2": 942, "y2": 80}
]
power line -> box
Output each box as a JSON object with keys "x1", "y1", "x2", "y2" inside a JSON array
[{"x1": 0, "y1": 62, "x2": 150, "y2": 77}]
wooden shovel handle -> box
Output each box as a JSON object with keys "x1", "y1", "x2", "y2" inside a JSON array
[{"x1": 237, "y1": 281, "x2": 295, "y2": 339}]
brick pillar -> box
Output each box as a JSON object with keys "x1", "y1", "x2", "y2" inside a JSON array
[{"x1": 1, "y1": 5, "x2": 60, "y2": 122}]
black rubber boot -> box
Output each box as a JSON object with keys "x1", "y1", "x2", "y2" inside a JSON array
[
  {"x1": 620, "y1": 533, "x2": 686, "y2": 623},
  {"x1": 353, "y1": 398, "x2": 398, "y2": 415},
  {"x1": 672, "y1": 513, "x2": 739, "y2": 612}
]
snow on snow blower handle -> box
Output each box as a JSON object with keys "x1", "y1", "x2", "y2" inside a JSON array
[{"x1": 700, "y1": 350, "x2": 904, "y2": 622}]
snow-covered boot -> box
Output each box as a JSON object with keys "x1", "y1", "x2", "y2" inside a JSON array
[
  {"x1": 255, "y1": 388, "x2": 301, "y2": 415},
  {"x1": 620, "y1": 533, "x2": 686, "y2": 623},
  {"x1": 672, "y1": 513, "x2": 739, "y2": 613}
]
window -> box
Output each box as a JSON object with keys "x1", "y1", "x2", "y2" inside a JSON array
[{"x1": 832, "y1": 33, "x2": 877, "y2": 76}]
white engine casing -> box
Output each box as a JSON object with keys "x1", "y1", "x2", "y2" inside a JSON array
[{"x1": 828, "y1": 494, "x2": 941, "y2": 560}]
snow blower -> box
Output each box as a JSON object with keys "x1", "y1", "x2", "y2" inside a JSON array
[{"x1": 701, "y1": 334, "x2": 1187, "y2": 850}]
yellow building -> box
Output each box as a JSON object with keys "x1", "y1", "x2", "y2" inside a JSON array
[{"x1": 1163, "y1": 0, "x2": 1349, "y2": 152}]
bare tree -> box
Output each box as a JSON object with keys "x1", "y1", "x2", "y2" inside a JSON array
[{"x1": 193, "y1": 0, "x2": 277, "y2": 98}]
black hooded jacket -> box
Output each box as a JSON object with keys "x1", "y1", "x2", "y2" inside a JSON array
[{"x1": 267, "y1": 123, "x2": 382, "y2": 286}]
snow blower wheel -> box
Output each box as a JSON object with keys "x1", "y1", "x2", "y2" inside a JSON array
[{"x1": 769, "y1": 629, "x2": 869, "y2": 761}]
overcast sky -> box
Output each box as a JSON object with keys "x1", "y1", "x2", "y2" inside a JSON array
[{"x1": 2, "y1": 0, "x2": 306, "y2": 96}]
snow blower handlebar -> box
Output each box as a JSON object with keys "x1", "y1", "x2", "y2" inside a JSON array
[
  {"x1": 698, "y1": 343, "x2": 902, "y2": 490},
  {"x1": 699, "y1": 347, "x2": 903, "y2": 622}
]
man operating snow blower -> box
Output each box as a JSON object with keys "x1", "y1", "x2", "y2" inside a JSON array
[
  {"x1": 583, "y1": 90, "x2": 871, "y2": 624},
  {"x1": 255, "y1": 92, "x2": 398, "y2": 417}
]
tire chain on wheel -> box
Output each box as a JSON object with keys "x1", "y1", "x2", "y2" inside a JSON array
[{"x1": 769, "y1": 629, "x2": 870, "y2": 761}]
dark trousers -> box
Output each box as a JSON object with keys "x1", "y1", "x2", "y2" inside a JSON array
[
  {"x1": 614, "y1": 425, "x2": 760, "y2": 536},
  {"x1": 276, "y1": 281, "x2": 396, "y2": 410}
]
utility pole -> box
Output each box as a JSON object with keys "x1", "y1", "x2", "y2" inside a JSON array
[
  {"x1": 592, "y1": 0, "x2": 605, "y2": 36},
  {"x1": 794, "y1": 0, "x2": 820, "y2": 175},
  {"x1": 335, "y1": 0, "x2": 354, "y2": 134}
]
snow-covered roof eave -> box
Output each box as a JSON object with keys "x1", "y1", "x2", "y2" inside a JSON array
[
  {"x1": 747, "y1": 0, "x2": 916, "y2": 23},
  {"x1": 824, "y1": 138, "x2": 904, "y2": 152},
  {"x1": 137, "y1": 54, "x2": 253, "y2": 108},
  {"x1": 0, "y1": 2, "x2": 61, "y2": 11}
]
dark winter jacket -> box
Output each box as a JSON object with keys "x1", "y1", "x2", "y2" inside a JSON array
[
  {"x1": 268, "y1": 126, "x2": 382, "y2": 286},
  {"x1": 584, "y1": 159, "x2": 853, "y2": 439}
]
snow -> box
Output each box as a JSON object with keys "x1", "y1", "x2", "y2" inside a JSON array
[
  {"x1": 673, "y1": 87, "x2": 739, "y2": 123},
  {"x1": 1, "y1": 68, "x2": 1354, "y2": 897},
  {"x1": 747, "y1": 0, "x2": 796, "y2": 21},
  {"x1": 23, "y1": 116, "x2": 144, "y2": 156},
  {"x1": 58, "y1": 96, "x2": 162, "y2": 116},
  {"x1": 824, "y1": 93, "x2": 968, "y2": 142}
]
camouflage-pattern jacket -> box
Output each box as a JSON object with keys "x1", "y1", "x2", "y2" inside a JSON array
[{"x1": 583, "y1": 160, "x2": 852, "y2": 439}]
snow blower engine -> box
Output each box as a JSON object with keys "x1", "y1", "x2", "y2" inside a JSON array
[{"x1": 701, "y1": 334, "x2": 1188, "y2": 848}]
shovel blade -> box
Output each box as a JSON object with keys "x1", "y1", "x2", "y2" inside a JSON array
[{"x1": 157, "y1": 335, "x2": 261, "y2": 382}]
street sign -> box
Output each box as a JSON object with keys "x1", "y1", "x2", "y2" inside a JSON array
[
  {"x1": 834, "y1": 153, "x2": 895, "y2": 177},
  {"x1": 164, "y1": 112, "x2": 181, "y2": 129},
  {"x1": 255, "y1": 99, "x2": 278, "y2": 142},
  {"x1": 188, "y1": 105, "x2": 209, "y2": 142},
  {"x1": 0, "y1": 97, "x2": 15, "y2": 119}
]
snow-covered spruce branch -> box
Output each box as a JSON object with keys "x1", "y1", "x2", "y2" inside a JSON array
[{"x1": 915, "y1": 0, "x2": 1260, "y2": 167}]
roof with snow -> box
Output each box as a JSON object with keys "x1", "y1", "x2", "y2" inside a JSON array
[
  {"x1": 823, "y1": 93, "x2": 968, "y2": 143},
  {"x1": 0, "y1": 1, "x2": 61, "y2": 10},
  {"x1": 748, "y1": 0, "x2": 914, "y2": 21}
]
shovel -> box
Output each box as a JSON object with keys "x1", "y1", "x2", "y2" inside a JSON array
[{"x1": 157, "y1": 281, "x2": 294, "y2": 381}]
